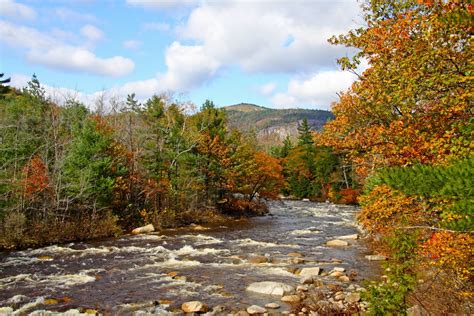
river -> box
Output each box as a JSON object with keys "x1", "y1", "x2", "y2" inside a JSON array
[{"x1": 0, "y1": 200, "x2": 380, "y2": 315}]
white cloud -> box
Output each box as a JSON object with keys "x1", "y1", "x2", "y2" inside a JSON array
[
  {"x1": 0, "y1": 0, "x2": 36, "y2": 21},
  {"x1": 142, "y1": 22, "x2": 170, "y2": 32},
  {"x1": 146, "y1": 0, "x2": 361, "y2": 93},
  {"x1": 80, "y1": 24, "x2": 104, "y2": 42},
  {"x1": 0, "y1": 21, "x2": 134, "y2": 77},
  {"x1": 126, "y1": 0, "x2": 198, "y2": 10},
  {"x1": 123, "y1": 40, "x2": 142, "y2": 50},
  {"x1": 259, "y1": 82, "x2": 276, "y2": 96},
  {"x1": 158, "y1": 42, "x2": 219, "y2": 91},
  {"x1": 27, "y1": 47, "x2": 134, "y2": 77},
  {"x1": 271, "y1": 70, "x2": 357, "y2": 110},
  {"x1": 178, "y1": 1, "x2": 360, "y2": 73},
  {"x1": 55, "y1": 8, "x2": 97, "y2": 23}
]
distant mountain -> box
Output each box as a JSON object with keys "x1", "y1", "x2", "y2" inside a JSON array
[{"x1": 223, "y1": 103, "x2": 333, "y2": 147}]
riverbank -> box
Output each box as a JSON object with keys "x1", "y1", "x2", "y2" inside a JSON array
[
  {"x1": 0, "y1": 199, "x2": 269, "y2": 251},
  {"x1": 0, "y1": 201, "x2": 382, "y2": 315}
]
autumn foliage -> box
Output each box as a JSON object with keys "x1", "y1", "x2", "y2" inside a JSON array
[
  {"x1": 323, "y1": 0, "x2": 473, "y2": 313},
  {"x1": 21, "y1": 155, "x2": 50, "y2": 199}
]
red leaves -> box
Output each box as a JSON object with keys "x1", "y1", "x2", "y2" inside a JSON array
[
  {"x1": 340, "y1": 188, "x2": 361, "y2": 204},
  {"x1": 21, "y1": 155, "x2": 49, "y2": 199}
]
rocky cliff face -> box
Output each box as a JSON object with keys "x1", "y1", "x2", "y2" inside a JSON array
[
  {"x1": 224, "y1": 103, "x2": 333, "y2": 146},
  {"x1": 257, "y1": 119, "x2": 326, "y2": 141}
]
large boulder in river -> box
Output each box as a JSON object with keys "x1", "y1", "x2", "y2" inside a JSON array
[
  {"x1": 181, "y1": 301, "x2": 208, "y2": 313},
  {"x1": 131, "y1": 224, "x2": 155, "y2": 235},
  {"x1": 246, "y1": 281, "x2": 294, "y2": 296}
]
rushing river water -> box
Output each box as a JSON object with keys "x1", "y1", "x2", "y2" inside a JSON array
[{"x1": 0, "y1": 200, "x2": 380, "y2": 315}]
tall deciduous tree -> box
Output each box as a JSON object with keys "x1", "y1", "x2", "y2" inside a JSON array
[{"x1": 323, "y1": 0, "x2": 472, "y2": 177}]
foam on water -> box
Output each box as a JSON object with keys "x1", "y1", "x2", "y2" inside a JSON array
[
  {"x1": 233, "y1": 238, "x2": 300, "y2": 249},
  {"x1": 0, "y1": 272, "x2": 96, "y2": 290},
  {"x1": 182, "y1": 234, "x2": 224, "y2": 246},
  {"x1": 290, "y1": 229, "x2": 321, "y2": 235},
  {"x1": 174, "y1": 245, "x2": 228, "y2": 256},
  {"x1": 10, "y1": 296, "x2": 44, "y2": 315}
]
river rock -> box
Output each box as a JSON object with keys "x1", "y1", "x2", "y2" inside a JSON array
[
  {"x1": 189, "y1": 223, "x2": 208, "y2": 231},
  {"x1": 336, "y1": 234, "x2": 358, "y2": 240},
  {"x1": 299, "y1": 267, "x2": 320, "y2": 277},
  {"x1": 287, "y1": 252, "x2": 303, "y2": 257},
  {"x1": 339, "y1": 275, "x2": 350, "y2": 282},
  {"x1": 345, "y1": 292, "x2": 361, "y2": 303},
  {"x1": 296, "y1": 285, "x2": 309, "y2": 291},
  {"x1": 299, "y1": 275, "x2": 314, "y2": 284},
  {"x1": 212, "y1": 305, "x2": 226, "y2": 313},
  {"x1": 365, "y1": 254, "x2": 387, "y2": 261},
  {"x1": 281, "y1": 295, "x2": 301, "y2": 303},
  {"x1": 329, "y1": 271, "x2": 344, "y2": 277},
  {"x1": 291, "y1": 258, "x2": 305, "y2": 264},
  {"x1": 167, "y1": 271, "x2": 178, "y2": 278},
  {"x1": 264, "y1": 303, "x2": 280, "y2": 309},
  {"x1": 332, "y1": 267, "x2": 345, "y2": 272},
  {"x1": 247, "y1": 305, "x2": 267, "y2": 314},
  {"x1": 326, "y1": 239, "x2": 349, "y2": 247},
  {"x1": 0, "y1": 307, "x2": 13, "y2": 314},
  {"x1": 246, "y1": 282, "x2": 294, "y2": 296},
  {"x1": 334, "y1": 292, "x2": 345, "y2": 301},
  {"x1": 131, "y1": 224, "x2": 155, "y2": 235},
  {"x1": 248, "y1": 255, "x2": 269, "y2": 264},
  {"x1": 181, "y1": 301, "x2": 208, "y2": 313}
]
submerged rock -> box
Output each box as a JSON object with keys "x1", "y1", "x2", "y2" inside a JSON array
[
  {"x1": 246, "y1": 281, "x2": 294, "y2": 296},
  {"x1": 326, "y1": 239, "x2": 349, "y2": 247},
  {"x1": 264, "y1": 303, "x2": 280, "y2": 309},
  {"x1": 131, "y1": 224, "x2": 155, "y2": 235},
  {"x1": 248, "y1": 255, "x2": 269, "y2": 264},
  {"x1": 181, "y1": 301, "x2": 208, "y2": 313}
]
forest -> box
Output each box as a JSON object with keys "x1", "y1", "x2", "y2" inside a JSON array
[{"x1": 0, "y1": 0, "x2": 472, "y2": 314}]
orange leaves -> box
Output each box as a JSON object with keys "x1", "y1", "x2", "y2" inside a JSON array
[
  {"x1": 419, "y1": 231, "x2": 474, "y2": 282},
  {"x1": 340, "y1": 188, "x2": 361, "y2": 204},
  {"x1": 358, "y1": 185, "x2": 426, "y2": 234},
  {"x1": 21, "y1": 155, "x2": 49, "y2": 199},
  {"x1": 252, "y1": 151, "x2": 284, "y2": 198},
  {"x1": 324, "y1": 1, "x2": 472, "y2": 176}
]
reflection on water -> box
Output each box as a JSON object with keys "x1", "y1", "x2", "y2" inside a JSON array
[{"x1": 0, "y1": 200, "x2": 380, "y2": 314}]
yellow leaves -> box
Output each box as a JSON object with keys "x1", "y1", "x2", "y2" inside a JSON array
[
  {"x1": 358, "y1": 185, "x2": 426, "y2": 234},
  {"x1": 420, "y1": 231, "x2": 474, "y2": 282}
]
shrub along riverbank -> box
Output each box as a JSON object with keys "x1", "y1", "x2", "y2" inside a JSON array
[
  {"x1": 0, "y1": 81, "x2": 284, "y2": 250},
  {"x1": 318, "y1": 1, "x2": 473, "y2": 313}
]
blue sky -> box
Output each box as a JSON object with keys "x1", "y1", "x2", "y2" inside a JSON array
[{"x1": 0, "y1": 0, "x2": 364, "y2": 110}]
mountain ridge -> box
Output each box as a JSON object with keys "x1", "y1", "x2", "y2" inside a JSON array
[{"x1": 222, "y1": 103, "x2": 333, "y2": 148}]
